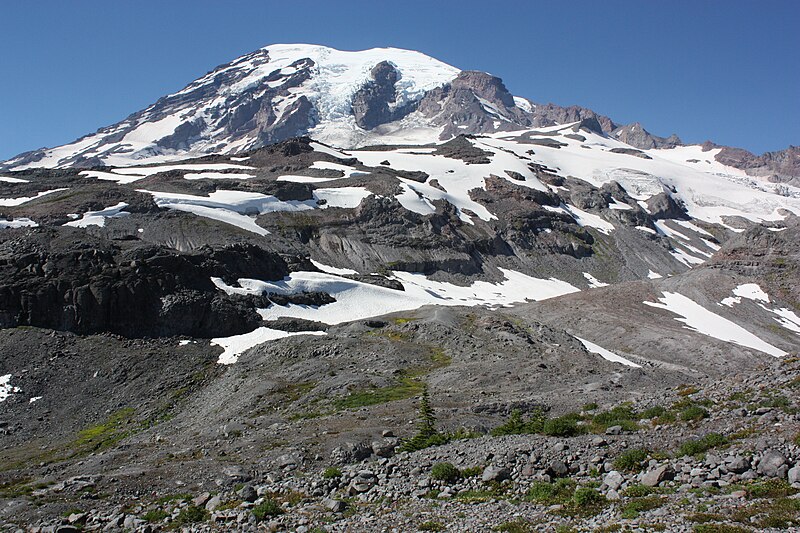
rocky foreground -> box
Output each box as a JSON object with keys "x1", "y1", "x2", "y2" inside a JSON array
[{"x1": 5, "y1": 357, "x2": 799, "y2": 532}]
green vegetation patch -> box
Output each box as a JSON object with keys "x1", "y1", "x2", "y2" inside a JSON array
[
  {"x1": 493, "y1": 519, "x2": 535, "y2": 532},
  {"x1": 322, "y1": 467, "x2": 342, "y2": 479},
  {"x1": 620, "y1": 496, "x2": 665, "y2": 519},
  {"x1": 677, "y1": 432, "x2": 728, "y2": 457},
  {"x1": 71, "y1": 408, "x2": 137, "y2": 456},
  {"x1": 679, "y1": 405, "x2": 709, "y2": 422},
  {"x1": 172, "y1": 505, "x2": 208, "y2": 527},
  {"x1": 613, "y1": 448, "x2": 650, "y2": 472},
  {"x1": 430, "y1": 462, "x2": 461, "y2": 483},
  {"x1": 334, "y1": 375, "x2": 425, "y2": 409},
  {"x1": 252, "y1": 498, "x2": 284, "y2": 521},
  {"x1": 334, "y1": 345, "x2": 450, "y2": 410}
]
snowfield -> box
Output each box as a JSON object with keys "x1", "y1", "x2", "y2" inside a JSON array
[
  {"x1": 209, "y1": 268, "x2": 580, "y2": 361},
  {"x1": 644, "y1": 291, "x2": 786, "y2": 357},
  {"x1": 576, "y1": 337, "x2": 641, "y2": 368},
  {"x1": 64, "y1": 202, "x2": 130, "y2": 228}
]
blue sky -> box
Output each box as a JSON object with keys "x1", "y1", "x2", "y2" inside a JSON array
[{"x1": 1, "y1": 0, "x2": 798, "y2": 160}]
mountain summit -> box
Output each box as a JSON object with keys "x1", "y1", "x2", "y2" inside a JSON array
[
  {"x1": 2, "y1": 44, "x2": 626, "y2": 170},
  {"x1": 5, "y1": 43, "x2": 798, "y2": 183}
]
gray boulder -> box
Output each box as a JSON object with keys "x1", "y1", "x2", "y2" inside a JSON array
[
  {"x1": 642, "y1": 464, "x2": 675, "y2": 487},
  {"x1": 757, "y1": 450, "x2": 788, "y2": 477},
  {"x1": 323, "y1": 498, "x2": 347, "y2": 513},
  {"x1": 237, "y1": 484, "x2": 258, "y2": 503},
  {"x1": 482, "y1": 465, "x2": 511, "y2": 482},
  {"x1": 727, "y1": 456, "x2": 751, "y2": 474},
  {"x1": 546, "y1": 460, "x2": 569, "y2": 478},
  {"x1": 788, "y1": 465, "x2": 800, "y2": 487},
  {"x1": 603, "y1": 470, "x2": 624, "y2": 491}
]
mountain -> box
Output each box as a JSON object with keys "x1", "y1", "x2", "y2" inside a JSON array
[
  {"x1": 1, "y1": 44, "x2": 799, "y2": 531},
  {"x1": 4, "y1": 44, "x2": 798, "y2": 188}
]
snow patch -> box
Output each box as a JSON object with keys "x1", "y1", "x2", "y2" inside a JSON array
[
  {"x1": 0, "y1": 218, "x2": 38, "y2": 229},
  {"x1": 644, "y1": 292, "x2": 786, "y2": 357},
  {"x1": 0, "y1": 375, "x2": 21, "y2": 402},
  {"x1": 310, "y1": 259, "x2": 359, "y2": 276},
  {"x1": 576, "y1": 337, "x2": 641, "y2": 368},
  {"x1": 183, "y1": 172, "x2": 256, "y2": 180},
  {"x1": 212, "y1": 328, "x2": 327, "y2": 365},
  {"x1": 64, "y1": 202, "x2": 130, "y2": 228},
  {"x1": 583, "y1": 273, "x2": 609, "y2": 288},
  {"x1": 0, "y1": 188, "x2": 68, "y2": 206},
  {"x1": 213, "y1": 268, "x2": 579, "y2": 331}
]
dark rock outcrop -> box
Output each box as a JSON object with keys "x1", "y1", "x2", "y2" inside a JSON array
[
  {"x1": 611, "y1": 122, "x2": 682, "y2": 150},
  {"x1": 0, "y1": 233, "x2": 288, "y2": 337},
  {"x1": 352, "y1": 61, "x2": 407, "y2": 129}
]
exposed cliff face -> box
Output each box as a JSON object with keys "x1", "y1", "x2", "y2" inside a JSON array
[
  {"x1": 351, "y1": 61, "x2": 407, "y2": 130},
  {"x1": 711, "y1": 144, "x2": 800, "y2": 184},
  {"x1": 611, "y1": 122, "x2": 682, "y2": 149},
  {"x1": 0, "y1": 233, "x2": 288, "y2": 337}
]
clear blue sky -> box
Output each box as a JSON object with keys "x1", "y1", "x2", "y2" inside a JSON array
[{"x1": 1, "y1": 0, "x2": 798, "y2": 160}]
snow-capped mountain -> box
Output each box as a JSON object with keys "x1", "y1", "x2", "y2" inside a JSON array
[
  {"x1": 2, "y1": 44, "x2": 800, "y2": 530},
  {"x1": 0, "y1": 44, "x2": 633, "y2": 170},
  {"x1": 4, "y1": 43, "x2": 797, "y2": 184}
]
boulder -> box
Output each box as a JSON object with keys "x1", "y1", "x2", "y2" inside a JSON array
[
  {"x1": 788, "y1": 465, "x2": 800, "y2": 487},
  {"x1": 237, "y1": 484, "x2": 258, "y2": 503},
  {"x1": 642, "y1": 465, "x2": 675, "y2": 487},
  {"x1": 546, "y1": 461, "x2": 569, "y2": 478},
  {"x1": 757, "y1": 450, "x2": 788, "y2": 477},
  {"x1": 482, "y1": 465, "x2": 511, "y2": 482},
  {"x1": 323, "y1": 498, "x2": 347, "y2": 513},
  {"x1": 727, "y1": 456, "x2": 751, "y2": 474},
  {"x1": 603, "y1": 470, "x2": 624, "y2": 491}
]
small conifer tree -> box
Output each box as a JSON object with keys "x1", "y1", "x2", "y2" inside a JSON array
[{"x1": 416, "y1": 385, "x2": 436, "y2": 437}]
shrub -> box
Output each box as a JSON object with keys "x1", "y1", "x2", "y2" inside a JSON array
[
  {"x1": 461, "y1": 466, "x2": 482, "y2": 478},
  {"x1": 143, "y1": 509, "x2": 168, "y2": 523},
  {"x1": 430, "y1": 462, "x2": 461, "y2": 483},
  {"x1": 491, "y1": 408, "x2": 546, "y2": 436},
  {"x1": 693, "y1": 525, "x2": 750, "y2": 533},
  {"x1": 418, "y1": 521, "x2": 445, "y2": 531},
  {"x1": 746, "y1": 478, "x2": 798, "y2": 499},
  {"x1": 526, "y1": 479, "x2": 575, "y2": 504},
  {"x1": 680, "y1": 406, "x2": 709, "y2": 422},
  {"x1": 173, "y1": 505, "x2": 208, "y2": 526},
  {"x1": 640, "y1": 406, "x2": 667, "y2": 419},
  {"x1": 493, "y1": 519, "x2": 534, "y2": 532},
  {"x1": 543, "y1": 415, "x2": 582, "y2": 437},
  {"x1": 582, "y1": 403, "x2": 599, "y2": 411},
  {"x1": 573, "y1": 487, "x2": 604, "y2": 507},
  {"x1": 677, "y1": 385, "x2": 699, "y2": 396},
  {"x1": 252, "y1": 499, "x2": 284, "y2": 521},
  {"x1": 613, "y1": 448, "x2": 649, "y2": 472},
  {"x1": 654, "y1": 410, "x2": 677, "y2": 424},
  {"x1": 322, "y1": 467, "x2": 342, "y2": 479},
  {"x1": 620, "y1": 496, "x2": 664, "y2": 519},
  {"x1": 678, "y1": 433, "x2": 728, "y2": 457},
  {"x1": 622, "y1": 484, "x2": 656, "y2": 498},
  {"x1": 593, "y1": 405, "x2": 637, "y2": 425}
]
